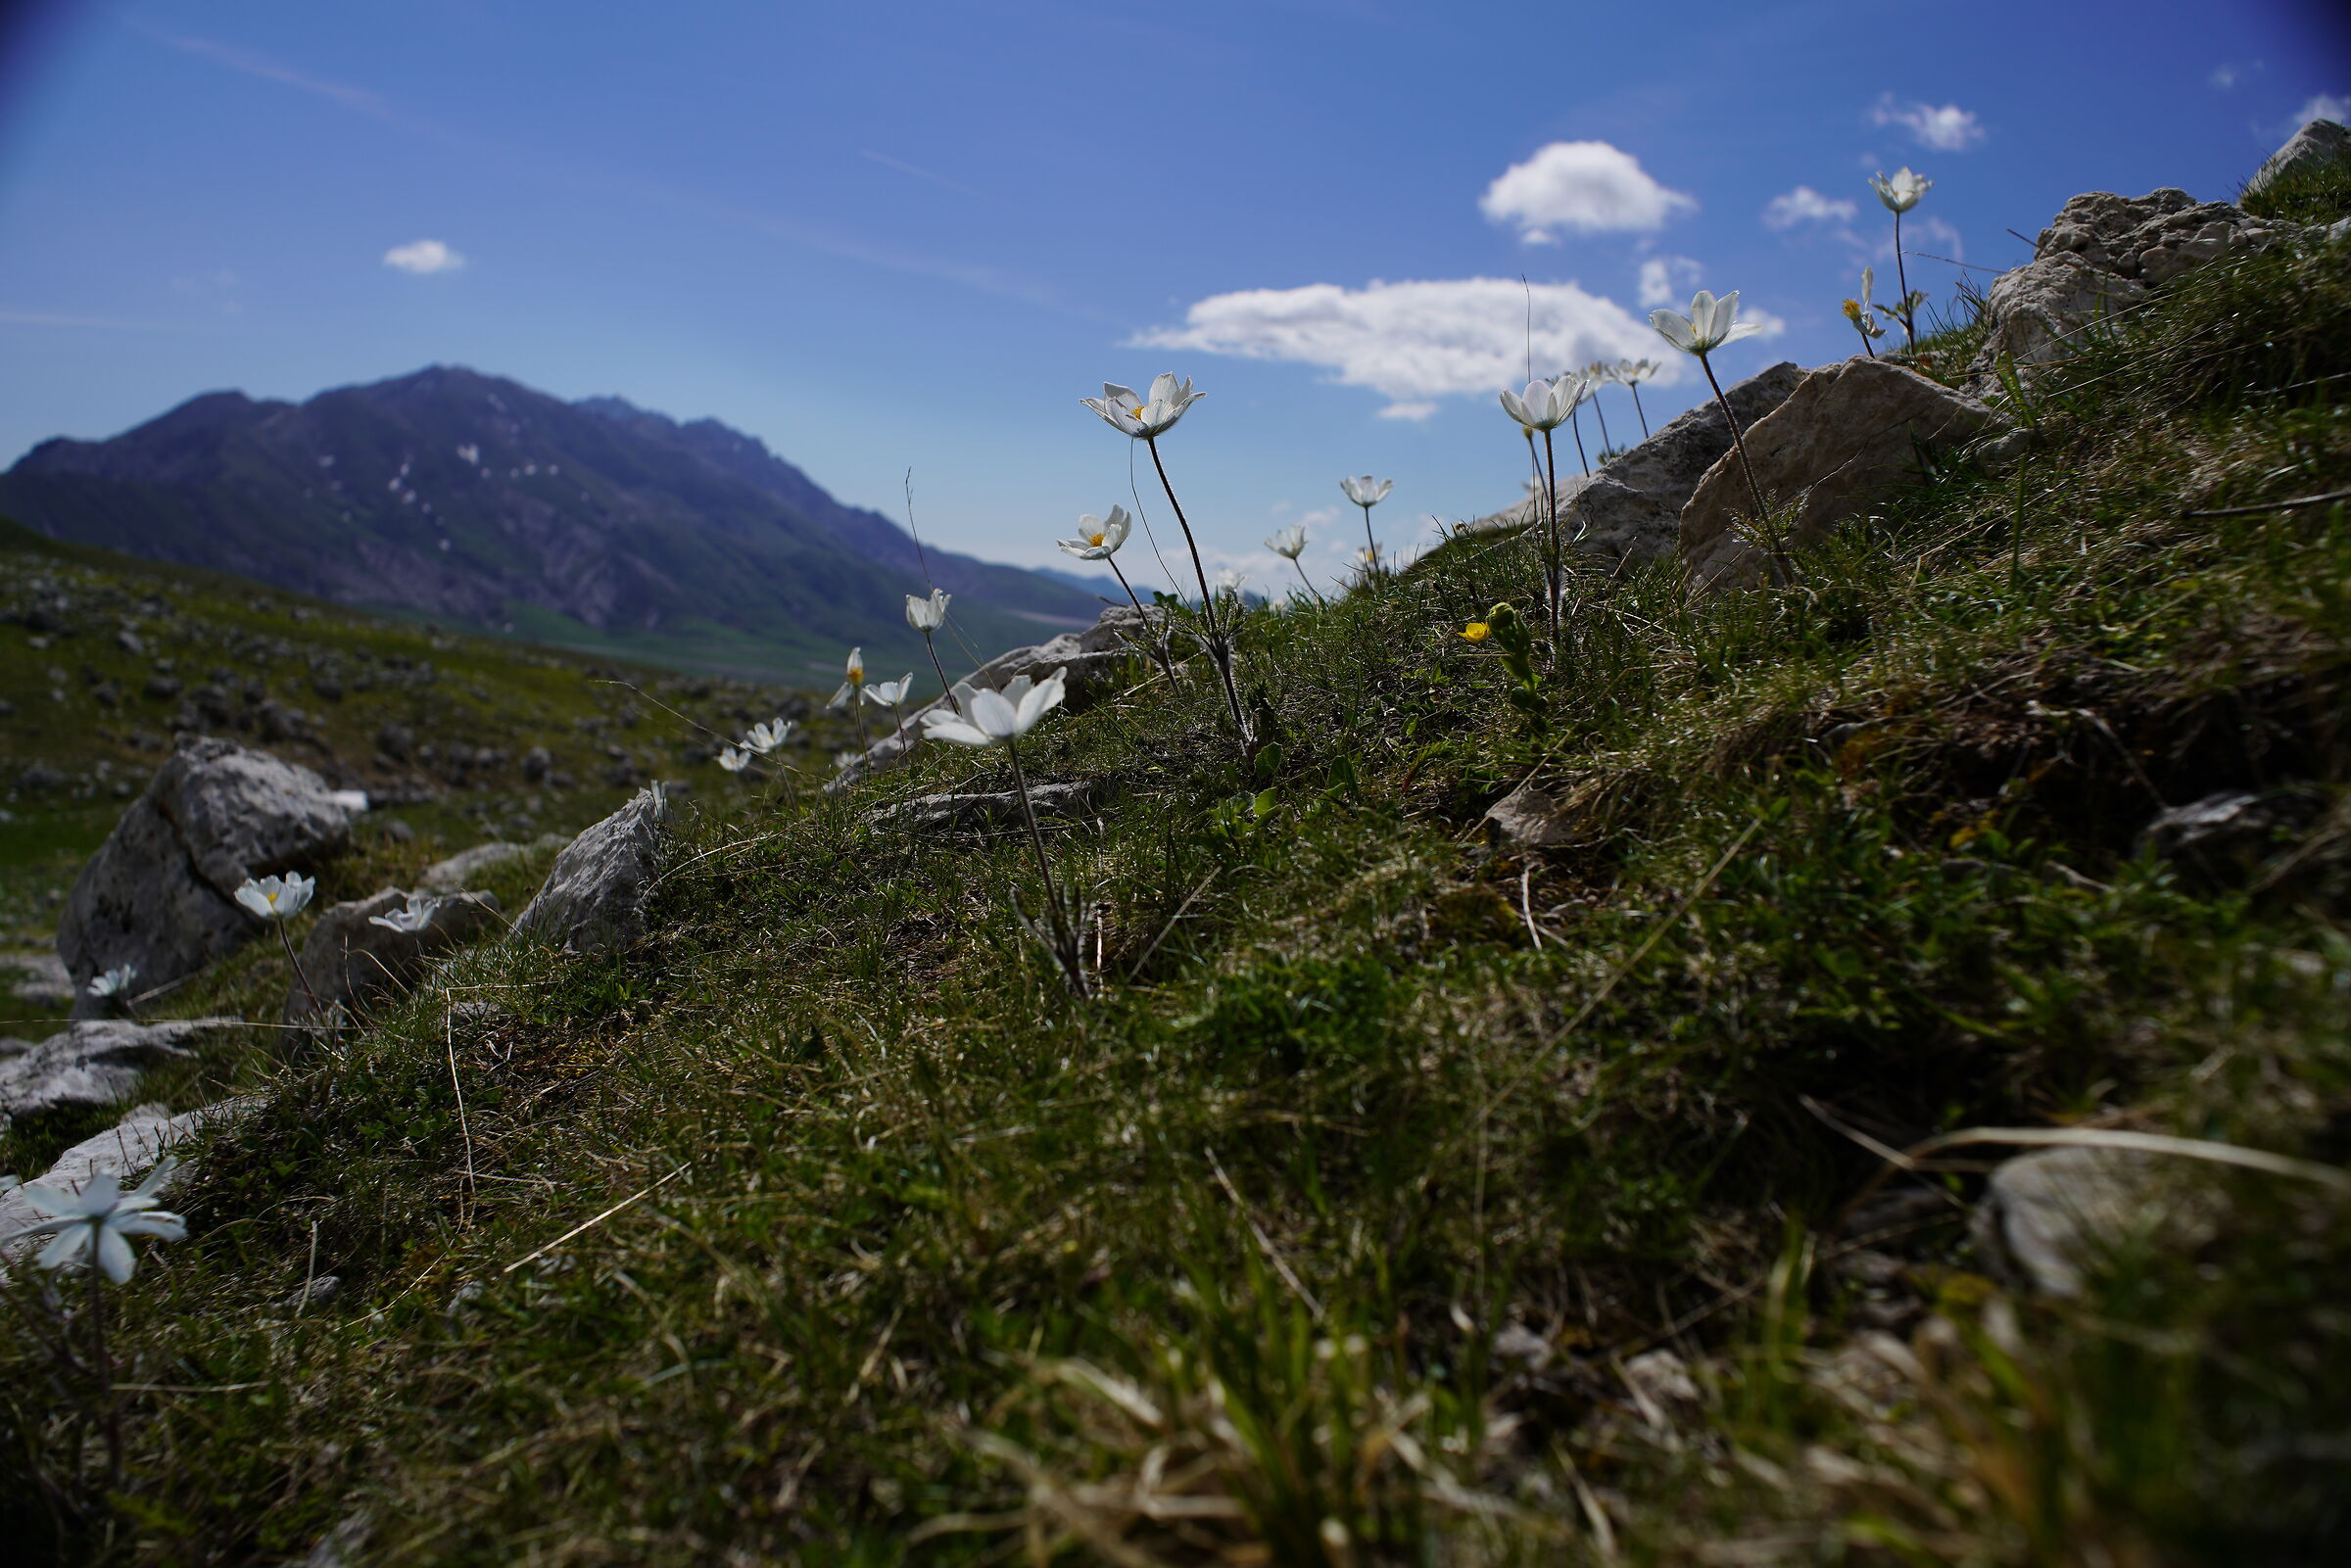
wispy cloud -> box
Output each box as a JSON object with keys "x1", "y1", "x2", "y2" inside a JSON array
[
  {"x1": 1132, "y1": 276, "x2": 1685, "y2": 418},
  {"x1": 1637, "y1": 256, "x2": 1703, "y2": 308},
  {"x1": 150, "y1": 30, "x2": 388, "y2": 118},
  {"x1": 1479, "y1": 142, "x2": 1696, "y2": 244},
  {"x1": 859, "y1": 149, "x2": 985, "y2": 198},
  {"x1": 2295, "y1": 92, "x2": 2351, "y2": 125},
  {"x1": 1761, "y1": 186, "x2": 1856, "y2": 230},
  {"x1": 384, "y1": 239, "x2": 465, "y2": 275},
  {"x1": 1870, "y1": 94, "x2": 1986, "y2": 152},
  {"x1": 0, "y1": 309, "x2": 185, "y2": 331}
]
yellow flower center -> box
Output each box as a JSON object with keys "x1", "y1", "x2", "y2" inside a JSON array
[
  {"x1": 1088, "y1": 533, "x2": 1106, "y2": 547},
  {"x1": 1460, "y1": 622, "x2": 1491, "y2": 642}
]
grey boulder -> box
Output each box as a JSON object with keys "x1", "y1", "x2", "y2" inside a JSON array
[
  {"x1": 1682, "y1": 357, "x2": 2002, "y2": 588},
  {"x1": 418, "y1": 840, "x2": 531, "y2": 891},
  {"x1": 2, "y1": 950, "x2": 73, "y2": 1009},
  {"x1": 285, "y1": 887, "x2": 503, "y2": 1023},
  {"x1": 56, "y1": 737, "x2": 354, "y2": 1014},
  {"x1": 1971, "y1": 1145, "x2": 2208, "y2": 1297},
  {"x1": 0, "y1": 1018, "x2": 236, "y2": 1130},
  {"x1": 510, "y1": 785, "x2": 671, "y2": 955}
]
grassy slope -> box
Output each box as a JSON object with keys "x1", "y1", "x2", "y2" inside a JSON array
[{"x1": 3, "y1": 215, "x2": 2349, "y2": 1565}]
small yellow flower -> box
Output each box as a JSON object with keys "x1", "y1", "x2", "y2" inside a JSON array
[{"x1": 1460, "y1": 621, "x2": 1491, "y2": 643}]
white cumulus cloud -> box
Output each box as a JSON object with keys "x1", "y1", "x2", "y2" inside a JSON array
[
  {"x1": 1132, "y1": 276, "x2": 1681, "y2": 418},
  {"x1": 2296, "y1": 92, "x2": 2351, "y2": 125},
  {"x1": 383, "y1": 238, "x2": 464, "y2": 275},
  {"x1": 1871, "y1": 95, "x2": 1986, "y2": 152},
  {"x1": 1478, "y1": 142, "x2": 1696, "y2": 243},
  {"x1": 1762, "y1": 186, "x2": 1858, "y2": 230},
  {"x1": 1637, "y1": 256, "x2": 1704, "y2": 308}
]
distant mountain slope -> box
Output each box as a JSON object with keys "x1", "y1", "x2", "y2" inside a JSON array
[{"x1": 0, "y1": 366, "x2": 1100, "y2": 683}]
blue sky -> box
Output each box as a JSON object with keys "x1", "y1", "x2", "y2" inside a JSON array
[{"x1": 2, "y1": 0, "x2": 2344, "y2": 595}]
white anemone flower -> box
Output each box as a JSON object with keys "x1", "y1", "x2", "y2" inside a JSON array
[
  {"x1": 904, "y1": 589, "x2": 950, "y2": 632},
  {"x1": 864, "y1": 675, "x2": 917, "y2": 707},
  {"x1": 1338, "y1": 475, "x2": 1393, "y2": 507},
  {"x1": 1498, "y1": 374, "x2": 1583, "y2": 432},
  {"x1": 921, "y1": 670, "x2": 1068, "y2": 749},
  {"x1": 742, "y1": 719, "x2": 794, "y2": 755},
  {"x1": 235, "y1": 873, "x2": 314, "y2": 921},
  {"x1": 86, "y1": 963, "x2": 137, "y2": 1000},
  {"x1": 1651, "y1": 291, "x2": 1764, "y2": 356},
  {"x1": 1057, "y1": 506, "x2": 1133, "y2": 561},
  {"x1": 827, "y1": 647, "x2": 867, "y2": 710},
  {"x1": 1870, "y1": 166, "x2": 1932, "y2": 214},
  {"x1": 1614, "y1": 358, "x2": 1661, "y2": 385},
  {"x1": 1266, "y1": 526, "x2": 1308, "y2": 560},
  {"x1": 367, "y1": 892, "x2": 443, "y2": 934},
  {"x1": 17, "y1": 1159, "x2": 186, "y2": 1284},
  {"x1": 1081, "y1": 373, "x2": 1204, "y2": 439},
  {"x1": 716, "y1": 745, "x2": 750, "y2": 774}
]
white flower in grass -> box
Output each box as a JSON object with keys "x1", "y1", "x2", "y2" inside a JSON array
[
  {"x1": 1266, "y1": 526, "x2": 1308, "y2": 560},
  {"x1": 716, "y1": 745, "x2": 750, "y2": 774},
  {"x1": 1870, "y1": 166, "x2": 1931, "y2": 214},
  {"x1": 86, "y1": 964, "x2": 137, "y2": 1000},
  {"x1": 827, "y1": 647, "x2": 867, "y2": 709},
  {"x1": 921, "y1": 670, "x2": 1068, "y2": 749},
  {"x1": 904, "y1": 589, "x2": 951, "y2": 632},
  {"x1": 833, "y1": 749, "x2": 864, "y2": 773},
  {"x1": 235, "y1": 873, "x2": 314, "y2": 921},
  {"x1": 1613, "y1": 357, "x2": 1661, "y2": 385},
  {"x1": 367, "y1": 893, "x2": 442, "y2": 934},
  {"x1": 1057, "y1": 507, "x2": 1134, "y2": 561},
  {"x1": 1080, "y1": 373, "x2": 1204, "y2": 439},
  {"x1": 1651, "y1": 290, "x2": 1763, "y2": 356},
  {"x1": 864, "y1": 675, "x2": 917, "y2": 707},
  {"x1": 742, "y1": 719, "x2": 794, "y2": 755},
  {"x1": 1338, "y1": 475, "x2": 1392, "y2": 507},
  {"x1": 1498, "y1": 374, "x2": 1584, "y2": 432},
  {"x1": 16, "y1": 1159, "x2": 186, "y2": 1284},
  {"x1": 1215, "y1": 567, "x2": 1247, "y2": 596}
]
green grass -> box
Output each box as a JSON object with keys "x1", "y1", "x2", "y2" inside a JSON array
[{"x1": 3, "y1": 231, "x2": 2349, "y2": 1565}]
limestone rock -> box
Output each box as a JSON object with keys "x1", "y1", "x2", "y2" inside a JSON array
[
  {"x1": 419, "y1": 840, "x2": 531, "y2": 891},
  {"x1": 2138, "y1": 786, "x2": 2324, "y2": 888},
  {"x1": 1468, "y1": 364, "x2": 1804, "y2": 555},
  {"x1": 1971, "y1": 1145, "x2": 2207, "y2": 1297},
  {"x1": 0, "y1": 1097, "x2": 256, "y2": 1265},
  {"x1": 0, "y1": 1019, "x2": 236, "y2": 1130},
  {"x1": 285, "y1": 887, "x2": 503, "y2": 1023},
  {"x1": 2244, "y1": 119, "x2": 2351, "y2": 203},
  {"x1": 56, "y1": 737, "x2": 354, "y2": 1014},
  {"x1": 1968, "y1": 257, "x2": 2148, "y2": 387},
  {"x1": 1682, "y1": 358, "x2": 2002, "y2": 588},
  {"x1": 1481, "y1": 785, "x2": 1579, "y2": 850},
  {"x1": 510, "y1": 786, "x2": 670, "y2": 954},
  {"x1": 868, "y1": 780, "x2": 1103, "y2": 834},
  {"x1": 1, "y1": 950, "x2": 73, "y2": 1009}
]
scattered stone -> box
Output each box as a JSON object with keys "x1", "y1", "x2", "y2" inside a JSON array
[
  {"x1": 1620, "y1": 1349, "x2": 1703, "y2": 1424},
  {"x1": 1681, "y1": 357, "x2": 2002, "y2": 589},
  {"x1": 375, "y1": 723, "x2": 414, "y2": 761},
  {"x1": 2138, "y1": 786, "x2": 2324, "y2": 888},
  {"x1": 283, "y1": 1274, "x2": 343, "y2": 1311},
  {"x1": 868, "y1": 780, "x2": 1103, "y2": 834},
  {"x1": 0, "y1": 1097, "x2": 256, "y2": 1265},
  {"x1": 1481, "y1": 784, "x2": 1581, "y2": 850},
  {"x1": 1477, "y1": 362, "x2": 1806, "y2": 560},
  {"x1": 55, "y1": 737, "x2": 356, "y2": 1013},
  {"x1": 418, "y1": 841, "x2": 532, "y2": 891},
  {"x1": 0, "y1": 1019, "x2": 235, "y2": 1129},
  {"x1": 2243, "y1": 118, "x2": 2351, "y2": 204},
  {"x1": 1490, "y1": 1321, "x2": 1555, "y2": 1370},
  {"x1": 510, "y1": 785, "x2": 671, "y2": 955},
  {"x1": 521, "y1": 745, "x2": 552, "y2": 783},
  {"x1": 1971, "y1": 1145, "x2": 2201, "y2": 1297},
  {"x1": 284, "y1": 888, "x2": 503, "y2": 1023},
  {"x1": 1, "y1": 950, "x2": 73, "y2": 1008}
]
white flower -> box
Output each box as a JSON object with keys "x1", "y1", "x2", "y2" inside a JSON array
[
  {"x1": 16, "y1": 1159, "x2": 186, "y2": 1284},
  {"x1": 833, "y1": 749, "x2": 864, "y2": 773},
  {"x1": 1266, "y1": 525, "x2": 1308, "y2": 560},
  {"x1": 904, "y1": 589, "x2": 951, "y2": 632},
  {"x1": 1080, "y1": 373, "x2": 1205, "y2": 439},
  {"x1": 329, "y1": 789, "x2": 370, "y2": 813},
  {"x1": 367, "y1": 892, "x2": 442, "y2": 934},
  {"x1": 1056, "y1": 506, "x2": 1134, "y2": 561},
  {"x1": 742, "y1": 719, "x2": 794, "y2": 755},
  {"x1": 235, "y1": 873, "x2": 314, "y2": 921},
  {"x1": 1870, "y1": 166, "x2": 1931, "y2": 214},
  {"x1": 827, "y1": 647, "x2": 867, "y2": 709},
  {"x1": 1338, "y1": 475, "x2": 1393, "y2": 507},
  {"x1": 1613, "y1": 357, "x2": 1661, "y2": 385},
  {"x1": 920, "y1": 670, "x2": 1068, "y2": 748},
  {"x1": 1651, "y1": 290, "x2": 1763, "y2": 356},
  {"x1": 86, "y1": 963, "x2": 137, "y2": 1000},
  {"x1": 716, "y1": 745, "x2": 750, "y2": 774},
  {"x1": 864, "y1": 674, "x2": 916, "y2": 707},
  {"x1": 1498, "y1": 373, "x2": 1587, "y2": 432}
]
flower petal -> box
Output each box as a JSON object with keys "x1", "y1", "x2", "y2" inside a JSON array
[{"x1": 96, "y1": 1226, "x2": 136, "y2": 1283}]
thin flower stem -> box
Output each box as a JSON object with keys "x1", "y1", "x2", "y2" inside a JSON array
[
  {"x1": 1142, "y1": 435, "x2": 1249, "y2": 742},
  {"x1": 278, "y1": 922, "x2": 322, "y2": 1020},
  {"x1": 90, "y1": 1264, "x2": 120, "y2": 1494},
  {"x1": 1107, "y1": 558, "x2": 1178, "y2": 682},
  {"x1": 1359, "y1": 502, "x2": 1379, "y2": 575},
  {"x1": 849, "y1": 691, "x2": 869, "y2": 755},
  {"x1": 1894, "y1": 209, "x2": 1916, "y2": 352},
  {"x1": 1003, "y1": 736, "x2": 1080, "y2": 990},
  {"x1": 1540, "y1": 426, "x2": 1562, "y2": 641},
  {"x1": 1567, "y1": 403, "x2": 1591, "y2": 477},
  {"x1": 1630, "y1": 384, "x2": 1650, "y2": 439},
  {"x1": 1701, "y1": 353, "x2": 1787, "y2": 583},
  {"x1": 919, "y1": 630, "x2": 957, "y2": 713},
  {"x1": 1290, "y1": 558, "x2": 1325, "y2": 606},
  {"x1": 1592, "y1": 388, "x2": 1613, "y2": 455}
]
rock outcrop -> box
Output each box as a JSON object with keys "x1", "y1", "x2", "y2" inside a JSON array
[
  {"x1": 2243, "y1": 118, "x2": 2351, "y2": 203},
  {"x1": 510, "y1": 786, "x2": 670, "y2": 955},
  {"x1": 284, "y1": 888, "x2": 503, "y2": 1023},
  {"x1": 1470, "y1": 363, "x2": 1804, "y2": 563},
  {"x1": 56, "y1": 737, "x2": 355, "y2": 1013},
  {"x1": 868, "y1": 781, "x2": 1104, "y2": 835},
  {"x1": 1681, "y1": 358, "x2": 2001, "y2": 588},
  {"x1": 0, "y1": 1018, "x2": 236, "y2": 1130}
]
